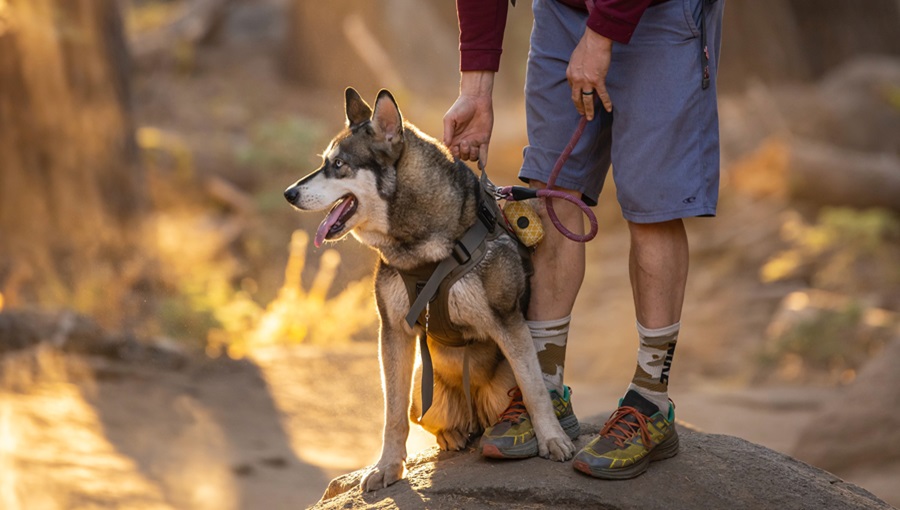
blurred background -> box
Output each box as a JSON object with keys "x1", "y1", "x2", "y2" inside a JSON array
[{"x1": 1, "y1": 0, "x2": 899, "y2": 508}]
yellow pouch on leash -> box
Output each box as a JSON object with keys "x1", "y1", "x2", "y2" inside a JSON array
[{"x1": 502, "y1": 200, "x2": 544, "y2": 247}]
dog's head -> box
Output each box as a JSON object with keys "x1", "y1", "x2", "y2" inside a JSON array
[{"x1": 284, "y1": 88, "x2": 404, "y2": 247}]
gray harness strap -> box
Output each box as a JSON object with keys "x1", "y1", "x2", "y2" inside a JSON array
[{"x1": 403, "y1": 218, "x2": 490, "y2": 332}]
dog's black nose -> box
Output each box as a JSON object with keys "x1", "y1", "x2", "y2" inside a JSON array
[{"x1": 284, "y1": 186, "x2": 299, "y2": 203}]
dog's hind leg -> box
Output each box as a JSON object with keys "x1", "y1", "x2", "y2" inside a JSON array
[
  {"x1": 473, "y1": 359, "x2": 517, "y2": 428},
  {"x1": 412, "y1": 368, "x2": 474, "y2": 451}
]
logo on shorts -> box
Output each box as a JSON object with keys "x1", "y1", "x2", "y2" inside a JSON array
[{"x1": 682, "y1": 196, "x2": 697, "y2": 204}]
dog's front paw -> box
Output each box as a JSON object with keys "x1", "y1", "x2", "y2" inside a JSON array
[
  {"x1": 360, "y1": 460, "x2": 405, "y2": 492},
  {"x1": 538, "y1": 434, "x2": 576, "y2": 462}
]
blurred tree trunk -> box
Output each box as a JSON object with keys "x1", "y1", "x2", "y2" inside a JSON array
[
  {"x1": 719, "y1": 0, "x2": 900, "y2": 92},
  {"x1": 280, "y1": 0, "x2": 461, "y2": 100},
  {"x1": 282, "y1": 0, "x2": 383, "y2": 89},
  {"x1": 789, "y1": 0, "x2": 900, "y2": 78},
  {"x1": 0, "y1": 0, "x2": 146, "y2": 327}
]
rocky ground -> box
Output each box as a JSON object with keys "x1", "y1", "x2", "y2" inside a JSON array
[{"x1": 315, "y1": 422, "x2": 891, "y2": 510}]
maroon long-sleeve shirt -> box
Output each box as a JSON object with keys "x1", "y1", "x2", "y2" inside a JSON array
[{"x1": 458, "y1": 0, "x2": 666, "y2": 72}]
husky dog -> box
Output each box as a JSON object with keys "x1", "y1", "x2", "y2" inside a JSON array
[{"x1": 284, "y1": 88, "x2": 575, "y2": 491}]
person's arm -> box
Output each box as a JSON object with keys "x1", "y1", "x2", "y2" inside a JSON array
[
  {"x1": 443, "y1": 71, "x2": 495, "y2": 165},
  {"x1": 458, "y1": 0, "x2": 509, "y2": 72},
  {"x1": 444, "y1": 0, "x2": 508, "y2": 167}
]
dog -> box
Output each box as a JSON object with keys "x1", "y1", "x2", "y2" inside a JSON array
[{"x1": 284, "y1": 88, "x2": 576, "y2": 491}]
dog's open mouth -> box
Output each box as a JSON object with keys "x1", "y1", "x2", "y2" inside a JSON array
[{"x1": 314, "y1": 194, "x2": 358, "y2": 247}]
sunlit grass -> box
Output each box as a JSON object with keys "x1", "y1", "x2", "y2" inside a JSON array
[
  {"x1": 207, "y1": 229, "x2": 377, "y2": 359},
  {"x1": 152, "y1": 203, "x2": 376, "y2": 356}
]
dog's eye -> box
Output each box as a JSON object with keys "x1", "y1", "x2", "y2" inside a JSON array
[{"x1": 333, "y1": 158, "x2": 345, "y2": 168}]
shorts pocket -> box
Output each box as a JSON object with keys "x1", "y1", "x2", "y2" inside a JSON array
[{"x1": 681, "y1": 0, "x2": 701, "y2": 39}]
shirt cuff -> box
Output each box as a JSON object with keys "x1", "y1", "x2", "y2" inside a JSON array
[
  {"x1": 460, "y1": 49, "x2": 502, "y2": 72},
  {"x1": 586, "y1": 9, "x2": 639, "y2": 44}
]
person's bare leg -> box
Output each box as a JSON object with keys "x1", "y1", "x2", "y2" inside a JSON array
[
  {"x1": 527, "y1": 182, "x2": 585, "y2": 395},
  {"x1": 478, "y1": 182, "x2": 584, "y2": 459},
  {"x1": 628, "y1": 219, "x2": 688, "y2": 328},
  {"x1": 529, "y1": 182, "x2": 586, "y2": 321},
  {"x1": 626, "y1": 219, "x2": 689, "y2": 412}
]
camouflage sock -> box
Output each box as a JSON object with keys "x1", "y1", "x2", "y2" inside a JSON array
[
  {"x1": 527, "y1": 315, "x2": 570, "y2": 395},
  {"x1": 626, "y1": 321, "x2": 680, "y2": 414}
]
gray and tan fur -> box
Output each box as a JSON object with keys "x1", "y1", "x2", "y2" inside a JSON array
[{"x1": 284, "y1": 88, "x2": 575, "y2": 491}]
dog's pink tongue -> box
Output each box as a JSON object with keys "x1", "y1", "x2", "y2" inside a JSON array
[{"x1": 314, "y1": 197, "x2": 352, "y2": 247}]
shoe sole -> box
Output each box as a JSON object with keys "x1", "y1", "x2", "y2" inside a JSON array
[
  {"x1": 573, "y1": 428, "x2": 680, "y2": 480},
  {"x1": 560, "y1": 412, "x2": 581, "y2": 440},
  {"x1": 481, "y1": 414, "x2": 581, "y2": 459}
]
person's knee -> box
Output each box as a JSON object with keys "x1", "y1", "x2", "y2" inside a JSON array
[
  {"x1": 627, "y1": 219, "x2": 689, "y2": 264},
  {"x1": 627, "y1": 218, "x2": 685, "y2": 241}
]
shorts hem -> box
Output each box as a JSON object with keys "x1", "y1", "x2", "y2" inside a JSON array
[
  {"x1": 518, "y1": 167, "x2": 601, "y2": 207},
  {"x1": 621, "y1": 205, "x2": 717, "y2": 224}
]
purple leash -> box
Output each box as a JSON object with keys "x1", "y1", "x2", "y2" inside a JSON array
[{"x1": 496, "y1": 115, "x2": 598, "y2": 243}]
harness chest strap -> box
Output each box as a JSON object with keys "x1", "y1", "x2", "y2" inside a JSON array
[
  {"x1": 403, "y1": 217, "x2": 490, "y2": 332},
  {"x1": 417, "y1": 306, "x2": 473, "y2": 428}
]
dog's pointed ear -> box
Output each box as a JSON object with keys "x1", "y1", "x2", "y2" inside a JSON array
[
  {"x1": 372, "y1": 89, "x2": 403, "y2": 144},
  {"x1": 345, "y1": 87, "x2": 372, "y2": 127}
]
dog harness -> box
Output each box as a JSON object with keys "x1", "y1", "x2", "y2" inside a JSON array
[{"x1": 399, "y1": 172, "x2": 530, "y2": 423}]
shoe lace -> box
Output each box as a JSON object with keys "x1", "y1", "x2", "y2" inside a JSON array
[
  {"x1": 497, "y1": 387, "x2": 528, "y2": 423},
  {"x1": 600, "y1": 406, "x2": 652, "y2": 448}
]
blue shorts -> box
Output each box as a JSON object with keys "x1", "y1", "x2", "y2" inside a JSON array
[{"x1": 519, "y1": 0, "x2": 725, "y2": 223}]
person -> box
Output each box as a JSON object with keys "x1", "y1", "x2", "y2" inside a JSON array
[{"x1": 443, "y1": 0, "x2": 724, "y2": 479}]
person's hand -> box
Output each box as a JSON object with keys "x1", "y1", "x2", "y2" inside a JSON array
[
  {"x1": 566, "y1": 28, "x2": 613, "y2": 120},
  {"x1": 443, "y1": 71, "x2": 495, "y2": 169}
]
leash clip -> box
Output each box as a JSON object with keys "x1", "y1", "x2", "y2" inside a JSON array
[{"x1": 477, "y1": 202, "x2": 496, "y2": 232}]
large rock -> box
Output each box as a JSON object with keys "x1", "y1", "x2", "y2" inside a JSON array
[
  {"x1": 794, "y1": 337, "x2": 900, "y2": 472},
  {"x1": 313, "y1": 421, "x2": 891, "y2": 510}
]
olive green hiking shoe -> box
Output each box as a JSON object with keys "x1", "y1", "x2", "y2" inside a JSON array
[
  {"x1": 573, "y1": 389, "x2": 679, "y2": 479},
  {"x1": 480, "y1": 386, "x2": 580, "y2": 459}
]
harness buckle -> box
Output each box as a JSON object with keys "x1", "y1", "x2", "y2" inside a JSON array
[{"x1": 451, "y1": 241, "x2": 471, "y2": 265}]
